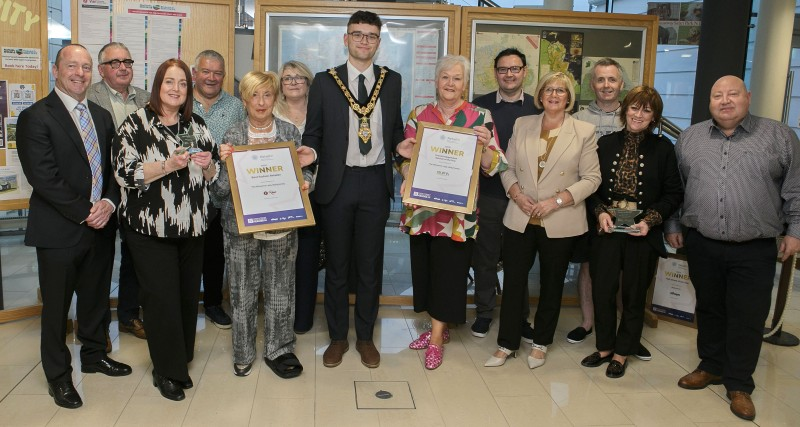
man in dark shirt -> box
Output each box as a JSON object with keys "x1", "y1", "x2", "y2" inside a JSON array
[
  {"x1": 666, "y1": 75, "x2": 800, "y2": 421},
  {"x1": 470, "y1": 48, "x2": 539, "y2": 339}
]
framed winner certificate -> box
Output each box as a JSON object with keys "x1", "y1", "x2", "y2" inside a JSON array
[
  {"x1": 403, "y1": 122, "x2": 481, "y2": 214},
  {"x1": 226, "y1": 142, "x2": 315, "y2": 234}
]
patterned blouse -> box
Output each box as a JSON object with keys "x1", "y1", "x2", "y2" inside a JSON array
[
  {"x1": 400, "y1": 102, "x2": 508, "y2": 241},
  {"x1": 594, "y1": 130, "x2": 662, "y2": 227},
  {"x1": 113, "y1": 107, "x2": 219, "y2": 238}
]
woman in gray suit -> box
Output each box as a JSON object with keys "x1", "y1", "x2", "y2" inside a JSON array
[
  {"x1": 484, "y1": 71, "x2": 601, "y2": 369},
  {"x1": 211, "y1": 71, "x2": 312, "y2": 378}
]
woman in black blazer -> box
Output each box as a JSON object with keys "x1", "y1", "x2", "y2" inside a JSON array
[{"x1": 580, "y1": 86, "x2": 683, "y2": 378}]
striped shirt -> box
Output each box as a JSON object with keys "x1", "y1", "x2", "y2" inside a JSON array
[{"x1": 673, "y1": 113, "x2": 800, "y2": 241}]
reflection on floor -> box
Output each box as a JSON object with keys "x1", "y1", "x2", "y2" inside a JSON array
[{"x1": 0, "y1": 296, "x2": 799, "y2": 425}]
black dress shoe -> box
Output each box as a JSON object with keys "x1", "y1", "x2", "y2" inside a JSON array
[
  {"x1": 81, "y1": 357, "x2": 132, "y2": 377},
  {"x1": 152, "y1": 371, "x2": 185, "y2": 401},
  {"x1": 178, "y1": 377, "x2": 193, "y2": 389},
  {"x1": 606, "y1": 359, "x2": 628, "y2": 378},
  {"x1": 48, "y1": 381, "x2": 83, "y2": 409},
  {"x1": 581, "y1": 351, "x2": 613, "y2": 367}
]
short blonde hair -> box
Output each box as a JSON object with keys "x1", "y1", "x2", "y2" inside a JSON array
[
  {"x1": 533, "y1": 71, "x2": 575, "y2": 111},
  {"x1": 239, "y1": 71, "x2": 279, "y2": 103},
  {"x1": 434, "y1": 55, "x2": 470, "y2": 101}
]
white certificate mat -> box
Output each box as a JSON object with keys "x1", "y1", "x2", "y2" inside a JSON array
[
  {"x1": 227, "y1": 142, "x2": 314, "y2": 233},
  {"x1": 403, "y1": 122, "x2": 481, "y2": 214}
]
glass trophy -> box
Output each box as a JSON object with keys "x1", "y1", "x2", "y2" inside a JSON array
[
  {"x1": 178, "y1": 129, "x2": 202, "y2": 154},
  {"x1": 607, "y1": 207, "x2": 642, "y2": 233}
]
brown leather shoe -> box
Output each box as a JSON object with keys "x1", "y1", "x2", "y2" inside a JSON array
[
  {"x1": 727, "y1": 391, "x2": 756, "y2": 421},
  {"x1": 322, "y1": 340, "x2": 349, "y2": 368},
  {"x1": 678, "y1": 369, "x2": 723, "y2": 390},
  {"x1": 356, "y1": 340, "x2": 380, "y2": 368},
  {"x1": 119, "y1": 319, "x2": 146, "y2": 340}
]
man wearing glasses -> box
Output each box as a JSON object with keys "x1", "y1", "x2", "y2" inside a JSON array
[
  {"x1": 470, "y1": 48, "x2": 540, "y2": 340},
  {"x1": 191, "y1": 50, "x2": 246, "y2": 330},
  {"x1": 302, "y1": 10, "x2": 411, "y2": 369},
  {"x1": 88, "y1": 42, "x2": 150, "y2": 345}
]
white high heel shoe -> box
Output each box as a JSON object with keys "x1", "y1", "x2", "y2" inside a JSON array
[
  {"x1": 527, "y1": 343, "x2": 547, "y2": 369},
  {"x1": 484, "y1": 347, "x2": 517, "y2": 367}
]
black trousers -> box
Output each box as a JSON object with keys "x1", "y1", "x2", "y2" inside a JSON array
[
  {"x1": 125, "y1": 224, "x2": 204, "y2": 382},
  {"x1": 410, "y1": 234, "x2": 474, "y2": 324},
  {"x1": 294, "y1": 198, "x2": 322, "y2": 332},
  {"x1": 471, "y1": 195, "x2": 530, "y2": 321},
  {"x1": 116, "y1": 226, "x2": 142, "y2": 324},
  {"x1": 202, "y1": 210, "x2": 225, "y2": 307},
  {"x1": 37, "y1": 228, "x2": 115, "y2": 382},
  {"x1": 590, "y1": 232, "x2": 659, "y2": 356},
  {"x1": 497, "y1": 224, "x2": 576, "y2": 350},
  {"x1": 320, "y1": 165, "x2": 389, "y2": 341},
  {"x1": 685, "y1": 228, "x2": 775, "y2": 394}
]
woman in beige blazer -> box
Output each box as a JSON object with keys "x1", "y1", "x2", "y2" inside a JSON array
[{"x1": 484, "y1": 71, "x2": 600, "y2": 369}]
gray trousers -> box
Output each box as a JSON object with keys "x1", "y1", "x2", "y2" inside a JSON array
[{"x1": 224, "y1": 230, "x2": 297, "y2": 364}]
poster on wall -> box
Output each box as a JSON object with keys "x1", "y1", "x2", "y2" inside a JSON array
[
  {"x1": 1, "y1": 47, "x2": 41, "y2": 70},
  {"x1": 648, "y1": 2, "x2": 702, "y2": 45},
  {"x1": 0, "y1": 117, "x2": 31, "y2": 201},
  {"x1": 78, "y1": 0, "x2": 184, "y2": 90},
  {"x1": 539, "y1": 30, "x2": 584, "y2": 99},
  {"x1": 8, "y1": 84, "x2": 35, "y2": 117}
]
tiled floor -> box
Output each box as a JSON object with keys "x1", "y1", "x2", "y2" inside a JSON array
[{"x1": 0, "y1": 294, "x2": 799, "y2": 425}]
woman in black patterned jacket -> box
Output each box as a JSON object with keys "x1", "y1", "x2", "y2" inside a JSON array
[
  {"x1": 580, "y1": 85, "x2": 682, "y2": 379},
  {"x1": 113, "y1": 59, "x2": 219, "y2": 401}
]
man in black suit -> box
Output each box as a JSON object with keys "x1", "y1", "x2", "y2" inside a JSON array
[
  {"x1": 302, "y1": 11, "x2": 411, "y2": 369},
  {"x1": 17, "y1": 44, "x2": 132, "y2": 409}
]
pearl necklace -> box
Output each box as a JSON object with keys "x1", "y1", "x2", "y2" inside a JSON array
[{"x1": 249, "y1": 119, "x2": 273, "y2": 131}]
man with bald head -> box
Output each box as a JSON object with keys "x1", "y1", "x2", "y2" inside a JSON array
[{"x1": 666, "y1": 76, "x2": 800, "y2": 421}]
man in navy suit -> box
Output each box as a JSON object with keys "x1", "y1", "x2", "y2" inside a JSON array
[
  {"x1": 302, "y1": 11, "x2": 411, "y2": 369},
  {"x1": 17, "y1": 44, "x2": 132, "y2": 409}
]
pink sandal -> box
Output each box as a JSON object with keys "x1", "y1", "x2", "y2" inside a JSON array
[
  {"x1": 425, "y1": 344, "x2": 444, "y2": 369},
  {"x1": 409, "y1": 329, "x2": 451, "y2": 350}
]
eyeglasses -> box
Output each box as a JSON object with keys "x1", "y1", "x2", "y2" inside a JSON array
[
  {"x1": 496, "y1": 66, "x2": 524, "y2": 75},
  {"x1": 281, "y1": 76, "x2": 308, "y2": 85},
  {"x1": 543, "y1": 87, "x2": 568, "y2": 95},
  {"x1": 101, "y1": 59, "x2": 134, "y2": 69},
  {"x1": 348, "y1": 31, "x2": 380, "y2": 44}
]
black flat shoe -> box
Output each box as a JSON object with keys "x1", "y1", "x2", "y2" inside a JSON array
[
  {"x1": 82, "y1": 357, "x2": 132, "y2": 377},
  {"x1": 606, "y1": 359, "x2": 628, "y2": 378},
  {"x1": 48, "y1": 381, "x2": 82, "y2": 409},
  {"x1": 152, "y1": 370, "x2": 186, "y2": 401},
  {"x1": 581, "y1": 351, "x2": 613, "y2": 367}
]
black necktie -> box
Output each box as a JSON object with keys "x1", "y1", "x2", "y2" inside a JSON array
[
  {"x1": 357, "y1": 74, "x2": 371, "y2": 155},
  {"x1": 358, "y1": 74, "x2": 368, "y2": 105}
]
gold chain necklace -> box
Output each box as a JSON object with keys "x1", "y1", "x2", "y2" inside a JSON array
[{"x1": 329, "y1": 67, "x2": 387, "y2": 144}]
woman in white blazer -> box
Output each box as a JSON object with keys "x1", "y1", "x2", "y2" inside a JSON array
[{"x1": 484, "y1": 71, "x2": 601, "y2": 369}]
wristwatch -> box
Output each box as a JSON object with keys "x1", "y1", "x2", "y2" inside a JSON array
[{"x1": 555, "y1": 196, "x2": 564, "y2": 208}]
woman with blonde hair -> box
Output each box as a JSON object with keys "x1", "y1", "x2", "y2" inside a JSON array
[
  {"x1": 485, "y1": 71, "x2": 600, "y2": 369},
  {"x1": 211, "y1": 71, "x2": 312, "y2": 378}
]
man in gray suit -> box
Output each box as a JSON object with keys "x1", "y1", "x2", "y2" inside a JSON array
[{"x1": 87, "y1": 42, "x2": 150, "y2": 343}]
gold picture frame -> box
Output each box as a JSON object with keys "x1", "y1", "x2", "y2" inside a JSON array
[
  {"x1": 226, "y1": 141, "x2": 315, "y2": 234},
  {"x1": 402, "y1": 122, "x2": 482, "y2": 214}
]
